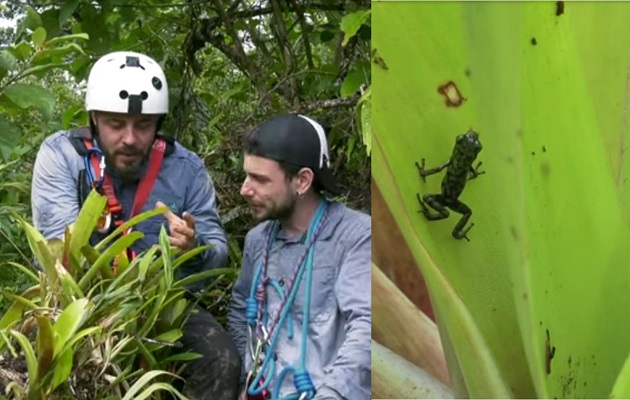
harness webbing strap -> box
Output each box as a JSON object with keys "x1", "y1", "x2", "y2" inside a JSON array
[{"x1": 84, "y1": 138, "x2": 166, "y2": 269}]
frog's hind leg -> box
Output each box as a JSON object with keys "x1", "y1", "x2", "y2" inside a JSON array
[
  {"x1": 416, "y1": 193, "x2": 449, "y2": 220},
  {"x1": 448, "y1": 200, "x2": 474, "y2": 241}
]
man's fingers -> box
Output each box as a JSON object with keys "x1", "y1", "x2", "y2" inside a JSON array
[
  {"x1": 182, "y1": 212, "x2": 196, "y2": 230},
  {"x1": 156, "y1": 201, "x2": 178, "y2": 223},
  {"x1": 171, "y1": 223, "x2": 194, "y2": 238},
  {"x1": 168, "y1": 236, "x2": 186, "y2": 249}
]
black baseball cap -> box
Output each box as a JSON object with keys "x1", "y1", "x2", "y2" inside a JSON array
[{"x1": 247, "y1": 113, "x2": 341, "y2": 195}]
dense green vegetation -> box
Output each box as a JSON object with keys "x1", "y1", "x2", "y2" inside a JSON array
[{"x1": 0, "y1": 0, "x2": 370, "y2": 397}]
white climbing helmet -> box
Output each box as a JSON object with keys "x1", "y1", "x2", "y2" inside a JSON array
[{"x1": 85, "y1": 51, "x2": 169, "y2": 115}]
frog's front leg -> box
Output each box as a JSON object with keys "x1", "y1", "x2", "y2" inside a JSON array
[
  {"x1": 467, "y1": 161, "x2": 485, "y2": 181},
  {"x1": 416, "y1": 193, "x2": 449, "y2": 221},
  {"x1": 447, "y1": 199, "x2": 474, "y2": 241},
  {"x1": 416, "y1": 159, "x2": 451, "y2": 182}
]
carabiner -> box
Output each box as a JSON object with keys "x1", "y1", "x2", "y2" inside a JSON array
[{"x1": 96, "y1": 212, "x2": 111, "y2": 234}]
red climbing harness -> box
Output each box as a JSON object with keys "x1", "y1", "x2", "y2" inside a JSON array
[{"x1": 84, "y1": 137, "x2": 166, "y2": 269}]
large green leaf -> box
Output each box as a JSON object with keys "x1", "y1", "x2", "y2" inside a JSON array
[
  {"x1": 69, "y1": 189, "x2": 107, "y2": 265},
  {"x1": 373, "y1": 2, "x2": 630, "y2": 398},
  {"x1": 0, "y1": 116, "x2": 22, "y2": 161},
  {"x1": 340, "y1": 10, "x2": 371, "y2": 46},
  {"x1": 3, "y1": 83, "x2": 56, "y2": 118},
  {"x1": 52, "y1": 297, "x2": 91, "y2": 358}
]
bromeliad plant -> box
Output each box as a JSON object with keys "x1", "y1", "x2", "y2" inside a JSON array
[
  {"x1": 372, "y1": 2, "x2": 630, "y2": 399},
  {"x1": 0, "y1": 189, "x2": 237, "y2": 400}
]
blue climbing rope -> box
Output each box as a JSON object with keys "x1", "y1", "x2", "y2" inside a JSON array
[
  {"x1": 84, "y1": 147, "x2": 105, "y2": 189},
  {"x1": 273, "y1": 231, "x2": 318, "y2": 400},
  {"x1": 246, "y1": 200, "x2": 329, "y2": 400}
]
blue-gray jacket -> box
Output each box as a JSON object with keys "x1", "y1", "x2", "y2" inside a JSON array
[
  {"x1": 30, "y1": 129, "x2": 228, "y2": 290},
  {"x1": 227, "y1": 201, "x2": 371, "y2": 400}
]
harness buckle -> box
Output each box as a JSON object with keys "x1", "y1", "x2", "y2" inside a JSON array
[{"x1": 96, "y1": 212, "x2": 111, "y2": 234}]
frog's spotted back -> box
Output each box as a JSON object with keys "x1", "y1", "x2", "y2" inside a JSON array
[{"x1": 415, "y1": 130, "x2": 485, "y2": 241}]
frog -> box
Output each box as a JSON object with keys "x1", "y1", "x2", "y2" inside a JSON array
[{"x1": 415, "y1": 130, "x2": 485, "y2": 241}]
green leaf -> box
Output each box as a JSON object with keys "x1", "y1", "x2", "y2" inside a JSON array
[
  {"x1": 0, "y1": 50, "x2": 19, "y2": 74},
  {"x1": 0, "y1": 116, "x2": 23, "y2": 157},
  {"x1": 10, "y1": 41, "x2": 34, "y2": 61},
  {"x1": 320, "y1": 30, "x2": 335, "y2": 43},
  {"x1": 51, "y1": 345, "x2": 73, "y2": 391},
  {"x1": 341, "y1": 68, "x2": 366, "y2": 98},
  {"x1": 69, "y1": 189, "x2": 107, "y2": 263},
  {"x1": 373, "y1": 2, "x2": 630, "y2": 398},
  {"x1": 9, "y1": 330, "x2": 38, "y2": 389},
  {"x1": 32, "y1": 27, "x2": 47, "y2": 46},
  {"x1": 59, "y1": 0, "x2": 81, "y2": 25},
  {"x1": 161, "y1": 351, "x2": 203, "y2": 363},
  {"x1": 9, "y1": 329, "x2": 37, "y2": 388},
  {"x1": 126, "y1": 382, "x2": 188, "y2": 400},
  {"x1": 32, "y1": 43, "x2": 85, "y2": 65},
  {"x1": 78, "y1": 231, "x2": 143, "y2": 290},
  {"x1": 95, "y1": 205, "x2": 166, "y2": 251},
  {"x1": 0, "y1": 285, "x2": 39, "y2": 333},
  {"x1": 19, "y1": 63, "x2": 69, "y2": 78},
  {"x1": 120, "y1": 370, "x2": 178, "y2": 400},
  {"x1": 172, "y1": 267, "x2": 238, "y2": 289},
  {"x1": 340, "y1": 10, "x2": 371, "y2": 46},
  {"x1": 34, "y1": 314, "x2": 54, "y2": 385},
  {"x1": 41, "y1": 8, "x2": 61, "y2": 39},
  {"x1": 0, "y1": 289, "x2": 39, "y2": 312},
  {"x1": 61, "y1": 103, "x2": 84, "y2": 129},
  {"x1": 24, "y1": 5, "x2": 43, "y2": 31},
  {"x1": 46, "y1": 32, "x2": 89, "y2": 46},
  {"x1": 52, "y1": 297, "x2": 91, "y2": 358},
  {"x1": 160, "y1": 298, "x2": 188, "y2": 327},
  {"x1": 3, "y1": 83, "x2": 56, "y2": 118},
  {"x1": 4, "y1": 261, "x2": 38, "y2": 283},
  {"x1": 152, "y1": 329, "x2": 183, "y2": 344},
  {"x1": 172, "y1": 243, "x2": 213, "y2": 271},
  {"x1": 12, "y1": 212, "x2": 58, "y2": 284}
]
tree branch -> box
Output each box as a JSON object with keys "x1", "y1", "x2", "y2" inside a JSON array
[
  {"x1": 293, "y1": 94, "x2": 361, "y2": 113},
  {"x1": 290, "y1": 0, "x2": 314, "y2": 69},
  {"x1": 270, "y1": 0, "x2": 299, "y2": 106}
]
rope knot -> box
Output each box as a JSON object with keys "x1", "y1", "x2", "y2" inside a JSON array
[
  {"x1": 294, "y1": 370, "x2": 315, "y2": 394},
  {"x1": 245, "y1": 298, "x2": 258, "y2": 325}
]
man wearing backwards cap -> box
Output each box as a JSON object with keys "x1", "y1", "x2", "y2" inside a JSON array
[{"x1": 227, "y1": 113, "x2": 371, "y2": 400}]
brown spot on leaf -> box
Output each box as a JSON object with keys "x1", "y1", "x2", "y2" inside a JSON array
[
  {"x1": 531, "y1": 37, "x2": 538, "y2": 46},
  {"x1": 546, "y1": 329, "x2": 556, "y2": 375},
  {"x1": 510, "y1": 225, "x2": 519, "y2": 240},
  {"x1": 437, "y1": 81, "x2": 466, "y2": 107},
  {"x1": 556, "y1": 1, "x2": 565, "y2": 16},
  {"x1": 541, "y1": 161, "x2": 551, "y2": 177},
  {"x1": 465, "y1": 67, "x2": 471, "y2": 77},
  {"x1": 542, "y1": 145, "x2": 547, "y2": 152}
]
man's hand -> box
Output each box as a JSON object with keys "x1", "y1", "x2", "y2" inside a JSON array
[{"x1": 156, "y1": 201, "x2": 196, "y2": 252}]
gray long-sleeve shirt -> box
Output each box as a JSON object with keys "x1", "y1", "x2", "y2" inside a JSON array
[
  {"x1": 227, "y1": 201, "x2": 371, "y2": 399},
  {"x1": 30, "y1": 130, "x2": 228, "y2": 289}
]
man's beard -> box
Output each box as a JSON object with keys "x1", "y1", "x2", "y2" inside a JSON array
[
  {"x1": 254, "y1": 193, "x2": 297, "y2": 223},
  {"x1": 103, "y1": 146, "x2": 149, "y2": 182}
]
